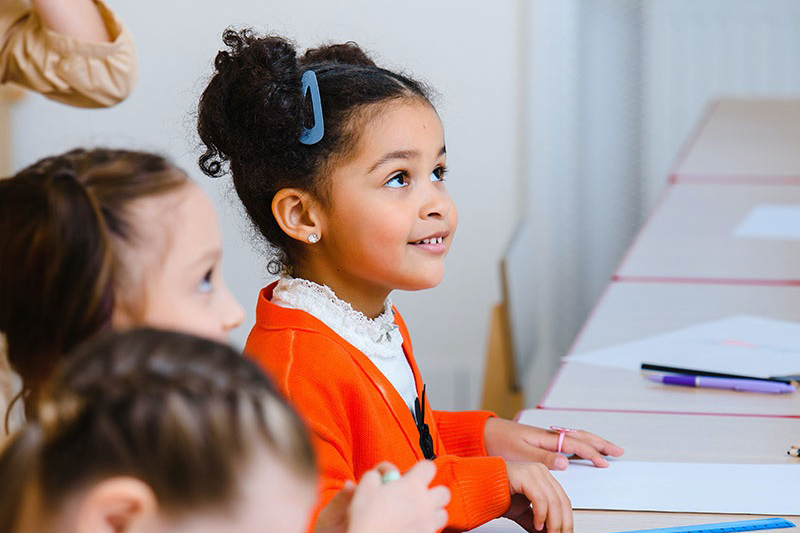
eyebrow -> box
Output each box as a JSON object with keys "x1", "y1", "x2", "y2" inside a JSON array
[
  {"x1": 186, "y1": 248, "x2": 221, "y2": 271},
  {"x1": 368, "y1": 145, "x2": 447, "y2": 173}
]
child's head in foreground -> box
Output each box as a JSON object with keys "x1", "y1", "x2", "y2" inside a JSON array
[
  {"x1": 0, "y1": 148, "x2": 244, "y2": 416},
  {"x1": 0, "y1": 328, "x2": 316, "y2": 533},
  {"x1": 197, "y1": 29, "x2": 458, "y2": 314}
]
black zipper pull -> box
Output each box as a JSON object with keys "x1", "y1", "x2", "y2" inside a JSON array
[{"x1": 414, "y1": 385, "x2": 436, "y2": 459}]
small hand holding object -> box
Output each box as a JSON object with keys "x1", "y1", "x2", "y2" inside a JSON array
[
  {"x1": 484, "y1": 418, "x2": 625, "y2": 470},
  {"x1": 346, "y1": 461, "x2": 450, "y2": 533}
]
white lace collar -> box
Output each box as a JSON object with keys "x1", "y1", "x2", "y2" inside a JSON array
[{"x1": 271, "y1": 276, "x2": 404, "y2": 359}]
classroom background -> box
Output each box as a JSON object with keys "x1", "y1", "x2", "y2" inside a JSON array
[{"x1": 6, "y1": 0, "x2": 800, "y2": 410}]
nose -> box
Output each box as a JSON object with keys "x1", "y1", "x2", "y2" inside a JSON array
[
  {"x1": 419, "y1": 181, "x2": 453, "y2": 220},
  {"x1": 221, "y1": 285, "x2": 245, "y2": 332}
]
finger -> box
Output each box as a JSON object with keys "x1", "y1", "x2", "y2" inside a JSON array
[
  {"x1": 570, "y1": 430, "x2": 625, "y2": 457},
  {"x1": 432, "y1": 508, "x2": 449, "y2": 531},
  {"x1": 404, "y1": 459, "x2": 437, "y2": 485},
  {"x1": 358, "y1": 469, "x2": 382, "y2": 489},
  {"x1": 520, "y1": 446, "x2": 569, "y2": 471},
  {"x1": 543, "y1": 488, "x2": 562, "y2": 533},
  {"x1": 429, "y1": 485, "x2": 451, "y2": 507},
  {"x1": 561, "y1": 438, "x2": 609, "y2": 468},
  {"x1": 528, "y1": 485, "x2": 549, "y2": 531},
  {"x1": 545, "y1": 471, "x2": 573, "y2": 533},
  {"x1": 372, "y1": 461, "x2": 400, "y2": 476},
  {"x1": 525, "y1": 464, "x2": 564, "y2": 533},
  {"x1": 330, "y1": 481, "x2": 356, "y2": 503}
]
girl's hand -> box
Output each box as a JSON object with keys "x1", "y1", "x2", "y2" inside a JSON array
[
  {"x1": 505, "y1": 462, "x2": 573, "y2": 533},
  {"x1": 317, "y1": 461, "x2": 450, "y2": 533},
  {"x1": 485, "y1": 418, "x2": 624, "y2": 470}
]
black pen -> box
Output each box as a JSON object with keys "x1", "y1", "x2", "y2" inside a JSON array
[{"x1": 640, "y1": 362, "x2": 797, "y2": 384}]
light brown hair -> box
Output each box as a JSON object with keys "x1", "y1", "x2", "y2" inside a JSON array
[
  {"x1": 0, "y1": 148, "x2": 187, "y2": 417},
  {"x1": 0, "y1": 328, "x2": 316, "y2": 532}
]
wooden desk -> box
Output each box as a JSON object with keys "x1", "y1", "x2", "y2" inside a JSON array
[
  {"x1": 539, "y1": 281, "x2": 800, "y2": 416},
  {"x1": 478, "y1": 99, "x2": 800, "y2": 532},
  {"x1": 672, "y1": 99, "x2": 800, "y2": 183},
  {"x1": 470, "y1": 410, "x2": 800, "y2": 532},
  {"x1": 616, "y1": 183, "x2": 800, "y2": 283},
  {"x1": 569, "y1": 281, "x2": 800, "y2": 354},
  {"x1": 516, "y1": 409, "x2": 799, "y2": 465}
]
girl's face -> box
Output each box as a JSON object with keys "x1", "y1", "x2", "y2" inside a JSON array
[
  {"x1": 113, "y1": 183, "x2": 244, "y2": 341},
  {"x1": 307, "y1": 101, "x2": 458, "y2": 313}
]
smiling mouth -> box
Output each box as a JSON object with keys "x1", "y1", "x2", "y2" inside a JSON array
[{"x1": 411, "y1": 236, "x2": 444, "y2": 245}]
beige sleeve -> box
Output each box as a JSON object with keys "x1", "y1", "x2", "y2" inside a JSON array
[{"x1": 0, "y1": 0, "x2": 137, "y2": 108}]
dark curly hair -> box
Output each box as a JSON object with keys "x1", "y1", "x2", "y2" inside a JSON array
[{"x1": 197, "y1": 28, "x2": 433, "y2": 270}]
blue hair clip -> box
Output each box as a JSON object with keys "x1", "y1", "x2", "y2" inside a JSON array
[{"x1": 299, "y1": 70, "x2": 324, "y2": 145}]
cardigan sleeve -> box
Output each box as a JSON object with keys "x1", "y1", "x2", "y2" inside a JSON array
[
  {"x1": 432, "y1": 454, "x2": 510, "y2": 531},
  {"x1": 433, "y1": 409, "x2": 497, "y2": 457},
  {"x1": 0, "y1": 0, "x2": 137, "y2": 107}
]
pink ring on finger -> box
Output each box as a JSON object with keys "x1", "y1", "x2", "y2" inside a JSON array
[{"x1": 550, "y1": 425, "x2": 578, "y2": 454}]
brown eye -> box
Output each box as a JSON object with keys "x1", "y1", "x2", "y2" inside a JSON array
[
  {"x1": 431, "y1": 166, "x2": 448, "y2": 182},
  {"x1": 385, "y1": 172, "x2": 409, "y2": 188}
]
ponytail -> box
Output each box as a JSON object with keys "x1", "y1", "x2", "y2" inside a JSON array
[
  {"x1": 0, "y1": 149, "x2": 187, "y2": 419},
  {"x1": 0, "y1": 166, "x2": 113, "y2": 415}
]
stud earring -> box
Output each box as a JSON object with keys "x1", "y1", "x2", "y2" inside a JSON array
[{"x1": 307, "y1": 233, "x2": 320, "y2": 243}]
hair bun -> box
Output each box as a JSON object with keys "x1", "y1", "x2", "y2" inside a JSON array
[
  {"x1": 300, "y1": 42, "x2": 376, "y2": 67},
  {"x1": 198, "y1": 29, "x2": 304, "y2": 178}
]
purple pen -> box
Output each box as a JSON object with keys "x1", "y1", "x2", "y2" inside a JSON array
[{"x1": 645, "y1": 373, "x2": 796, "y2": 394}]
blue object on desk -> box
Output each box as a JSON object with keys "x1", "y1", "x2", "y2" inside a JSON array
[{"x1": 611, "y1": 517, "x2": 795, "y2": 533}]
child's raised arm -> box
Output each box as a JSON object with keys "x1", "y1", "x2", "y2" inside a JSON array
[{"x1": 31, "y1": 0, "x2": 112, "y2": 42}]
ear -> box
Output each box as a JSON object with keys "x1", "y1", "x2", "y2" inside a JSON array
[
  {"x1": 272, "y1": 188, "x2": 324, "y2": 244},
  {"x1": 74, "y1": 477, "x2": 158, "y2": 533}
]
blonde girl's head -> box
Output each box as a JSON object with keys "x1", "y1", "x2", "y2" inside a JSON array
[
  {"x1": 0, "y1": 148, "x2": 244, "y2": 420},
  {"x1": 198, "y1": 30, "x2": 458, "y2": 314},
  {"x1": 0, "y1": 328, "x2": 317, "y2": 533}
]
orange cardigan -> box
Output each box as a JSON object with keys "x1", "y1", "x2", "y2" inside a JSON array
[{"x1": 245, "y1": 283, "x2": 511, "y2": 532}]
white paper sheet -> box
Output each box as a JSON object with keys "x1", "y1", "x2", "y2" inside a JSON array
[
  {"x1": 734, "y1": 204, "x2": 800, "y2": 240},
  {"x1": 550, "y1": 460, "x2": 800, "y2": 515},
  {"x1": 564, "y1": 315, "x2": 800, "y2": 377}
]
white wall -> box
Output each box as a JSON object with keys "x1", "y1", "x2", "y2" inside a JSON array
[{"x1": 10, "y1": 0, "x2": 521, "y2": 409}]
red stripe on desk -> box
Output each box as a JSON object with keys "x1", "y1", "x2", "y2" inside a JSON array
[{"x1": 613, "y1": 275, "x2": 800, "y2": 286}]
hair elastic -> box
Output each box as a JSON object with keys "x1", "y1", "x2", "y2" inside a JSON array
[
  {"x1": 299, "y1": 70, "x2": 324, "y2": 145},
  {"x1": 550, "y1": 425, "x2": 578, "y2": 454}
]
